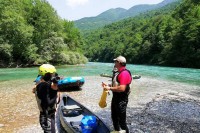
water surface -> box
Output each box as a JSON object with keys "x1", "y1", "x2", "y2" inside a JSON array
[{"x1": 0, "y1": 62, "x2": 199, "y2": 86}]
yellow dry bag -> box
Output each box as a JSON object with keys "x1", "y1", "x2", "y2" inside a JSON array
[{"x1": 99, "y1": 90, "x2": 109, "y2": 108}]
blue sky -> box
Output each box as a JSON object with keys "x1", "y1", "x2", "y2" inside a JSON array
[{"x1": 46, "y1": 0, "x2": 164, "y2": 21}]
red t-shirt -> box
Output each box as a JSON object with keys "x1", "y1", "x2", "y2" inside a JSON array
[{"x1": 118, "y1": 67, "x2": 132, "y2": 85}]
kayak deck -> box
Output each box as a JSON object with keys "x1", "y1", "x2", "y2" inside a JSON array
[{"x1": 59, "y1": 94, "x2": 111, "y2": 133}]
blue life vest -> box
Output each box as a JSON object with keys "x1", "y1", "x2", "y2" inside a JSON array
[{"x1": 81, "y1": 115, "x2": 97, "y2": 133}]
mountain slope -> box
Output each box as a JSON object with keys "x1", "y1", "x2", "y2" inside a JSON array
[
  {"x1": 75, "y1": 0, "x2": 180, "y2": 31},
  {"x1": 74, "y1": 8, "x2": 126, "y2": 31},
  {"x1": 82, "y1": 0, "x2": 200, "y2": 68}
]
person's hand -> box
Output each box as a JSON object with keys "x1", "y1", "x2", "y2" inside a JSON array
[
  {"x1": 51, "y1": 83, "x2": 58, "y2": 90},
  {"x1": 103, "y1": 85, "x2": 110, "y2": 91},
  {"x1": 32, "y1": 86, "x2": 36, "y2": 93},
  {"x1": 102, "y1": 82, "x2": 107, "y2": 87}
]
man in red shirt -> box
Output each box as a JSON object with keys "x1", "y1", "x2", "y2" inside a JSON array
[{"x1": 103, "y1": 56, "x2": 132, "y2": 133}]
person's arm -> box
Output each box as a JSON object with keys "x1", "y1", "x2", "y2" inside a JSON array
[
  {"x1": 33, "y1": 78, "x2": 44, "y2": 93},
  {"x1": 104, "y1": 85, "x2": 126, "y2": 92},
  {"x1": 56, "y1": 92, "x2": 61, "y2": 110},
  {"x1": 32, "y1": 85, "x2": 37, "y2": 93},
  {"x1": 104, "y1": 70, "x2": 131, "y2": 92}
]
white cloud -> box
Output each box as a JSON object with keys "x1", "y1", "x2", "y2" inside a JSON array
[{"x1": 66, "y1": 0, "x2": 89, "y2": 7}]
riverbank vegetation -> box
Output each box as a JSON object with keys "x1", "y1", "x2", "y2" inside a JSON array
[
  {"x1": 82, "y1": 0, "x2": 200, "y2": 68},
  {"x1": 0, "y1": 0, "x2": 87, "y2": 67},
  {"x1": 0, "y1": 0, "x2": 199, "y2": 69}
]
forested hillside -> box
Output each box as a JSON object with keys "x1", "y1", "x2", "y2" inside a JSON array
[
  {"x1": 0, "y1": 0, "x2": 87, "y2": 67},
  {"x1": 75, "y1": 0, "x2": 181, "y2": 31},
  {"x1": 82, "y1": 0, "x2": 200, "y2": 68}
]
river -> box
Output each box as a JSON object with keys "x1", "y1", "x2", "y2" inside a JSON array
[{"x1": 0, "y1": 62, "x2": 199, "y2": 86}]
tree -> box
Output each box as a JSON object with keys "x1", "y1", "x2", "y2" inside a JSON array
[{"x1": 0, "y1": 0, "x2": 87, "y2": 67}]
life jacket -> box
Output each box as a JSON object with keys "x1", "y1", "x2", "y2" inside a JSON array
[
  {"x1": 112, "y1": 71, "x2": 119, "y2": 87},
  {"x1": 112, "y1": 69, "x2": 132, "y2": 98}
]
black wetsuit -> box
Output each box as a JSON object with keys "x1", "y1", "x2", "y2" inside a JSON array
[
  {"x1": 111, "y1": 69, "x2": 132, "y2": 133},
  {"x1": 36, "y1": 81, "x2": 57, "y2": 133}
]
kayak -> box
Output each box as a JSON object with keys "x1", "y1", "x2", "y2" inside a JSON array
[
  {"x1": 58, "y1": 77, "x2": 85, "y2": 91},
  {"x1": 132, "y1": 75, "x2": 141, "y2": 79},
  {"x1": 100, "y1": 73, "x2": 112, "y2": 78},
  {"x1": 58, "y1": 94, "x2": 111, "y2": 133},
  {"x1": 34, "y1": 76, "x2": 85, "y2": 91}
]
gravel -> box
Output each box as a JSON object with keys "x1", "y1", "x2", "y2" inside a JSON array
[{"x1": 1, "y1": 76, "x2": 200, "y2": 133}]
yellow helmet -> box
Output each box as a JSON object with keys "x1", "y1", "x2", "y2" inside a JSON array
[{"x1": 38, "y1": 64, "x2": 56, "y2": 76}]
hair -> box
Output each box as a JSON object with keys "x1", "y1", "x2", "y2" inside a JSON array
[
  {"x1": 120, "y1": 62, "x2": 126, "y2": 66},
  {"x1": 43, "y1": 72, "x2": 52, "y2": 82}
]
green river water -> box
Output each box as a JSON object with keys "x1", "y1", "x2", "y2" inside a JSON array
[{"x1": 0, "y1": 62, "x2": 199, "y2": 86}]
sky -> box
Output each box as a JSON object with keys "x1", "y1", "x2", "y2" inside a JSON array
[{"x1": 46, "y1": 0, "x2": 164, "y2": 21}]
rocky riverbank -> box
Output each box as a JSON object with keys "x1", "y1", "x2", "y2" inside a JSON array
[{"x1": 1, "y1": 76, "x2": 200, "y2": 133}]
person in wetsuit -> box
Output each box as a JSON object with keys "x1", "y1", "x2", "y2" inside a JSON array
[
  {"x1": 35, "y1": 64, "x2": 59, "y2": 133},
  {"x1": 103, "y1": 56, "x2": 132, "y2": 133}
]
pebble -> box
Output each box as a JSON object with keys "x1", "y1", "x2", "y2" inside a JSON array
[
  {"x1": 0, "y1": 124, "x2": 4, "y2": 128},
  {"x1": 1, "y1": 76, "x2": 200, "y2": 133}
]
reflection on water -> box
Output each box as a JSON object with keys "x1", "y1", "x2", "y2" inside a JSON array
[{"x1": 0, "y1": 62, "x2": 199, "y2": 86}]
